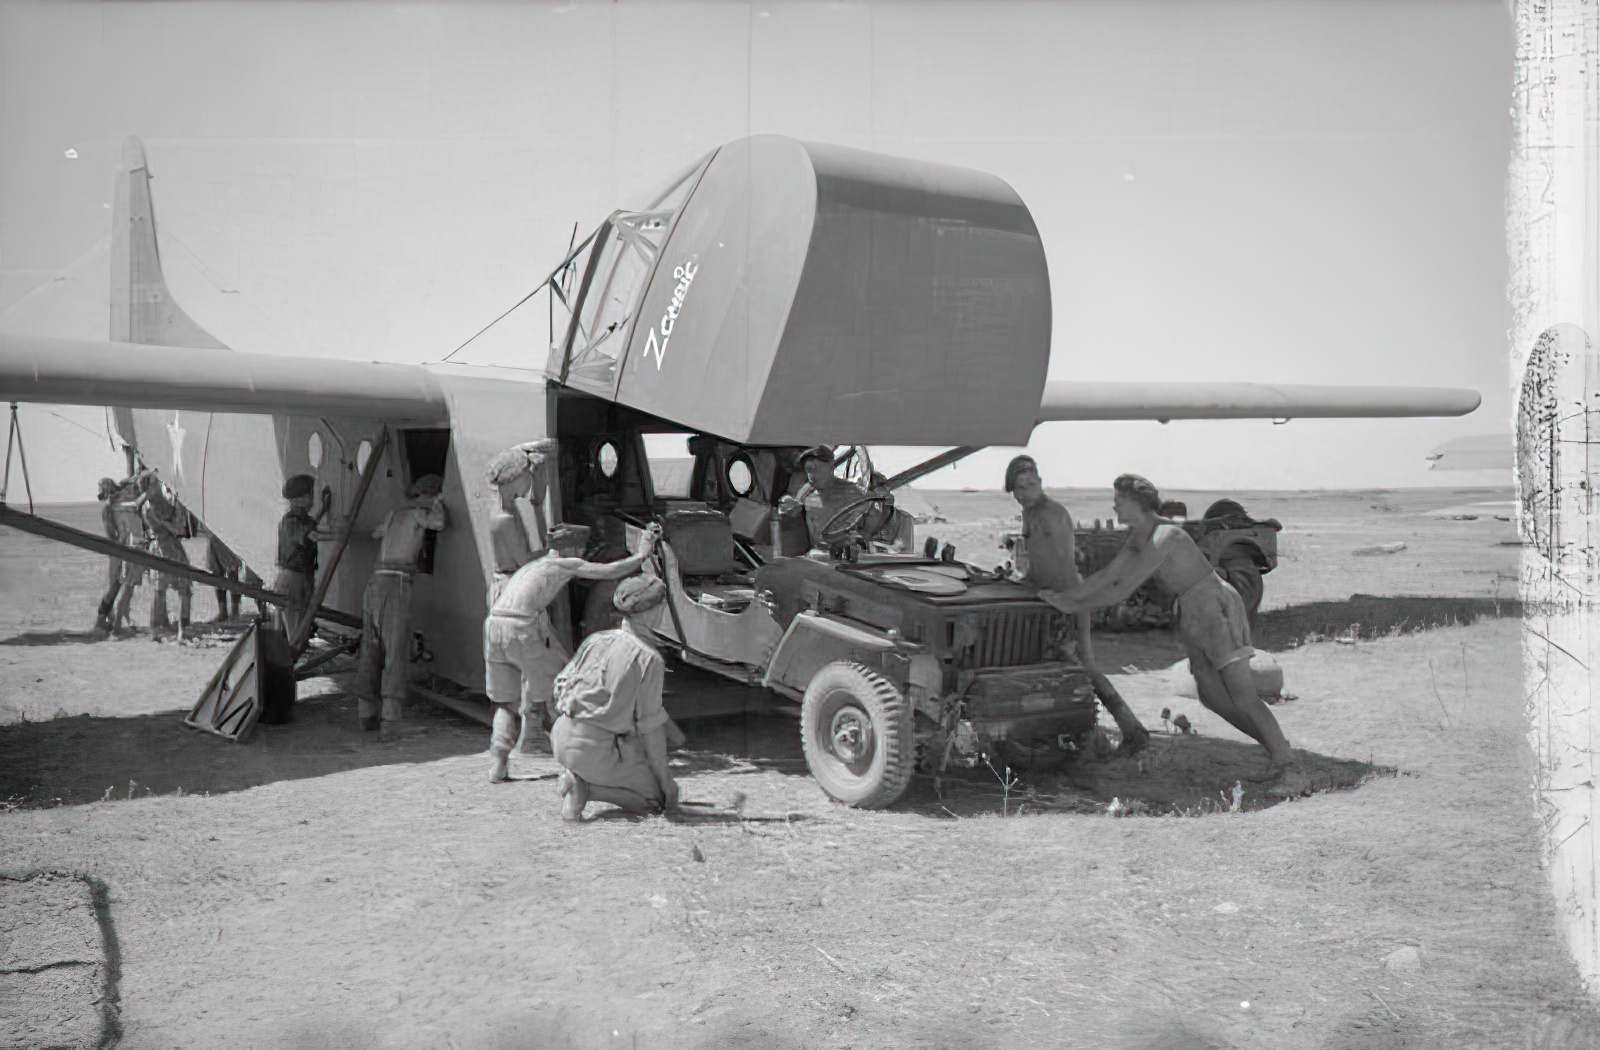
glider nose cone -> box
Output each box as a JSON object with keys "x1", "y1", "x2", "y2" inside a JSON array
[{"x1": 119, "y1": 136, "x2": 148, "y2": 173}]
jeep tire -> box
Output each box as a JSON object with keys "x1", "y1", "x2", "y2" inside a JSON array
[{"x1": 800, "y1": 662, "x2": 914, "y2": 809}]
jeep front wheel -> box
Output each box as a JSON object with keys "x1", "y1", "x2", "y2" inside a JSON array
[{"x1": 800, "y1": 662, "x2": 914, "y2": 809}]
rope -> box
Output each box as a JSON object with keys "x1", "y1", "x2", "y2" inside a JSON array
[
  {"x1": 436, "y1": 222, "x2": 587, "y2": 364},
  {"x1": 436, "y1": 285, "x2": 544, "y2": 363}
]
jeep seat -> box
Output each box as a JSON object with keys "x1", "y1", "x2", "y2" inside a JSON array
[
  {"x1": 663, "y1": 505, "x2": 741, "y2": 576},
  {"x1": 662, "y1": 505, "x2": 755, "y2": 612}
]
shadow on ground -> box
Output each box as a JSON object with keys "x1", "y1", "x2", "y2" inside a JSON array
[
  {"x1": 0, "y1": 629, "x2": 106, "y2": 647},
  {"x1": 0, "y1": 684, "x2": 487, "y2": 808},
  {"x1": 0, "y1": 620, "x2": 253, "y2": 649},
  {"x1": 4, "y1": 634, "x2": 1387, "y2": 816},
  {"x1": 897, "y1": 734, "x2": 1388, "y2": 818},
  {"x1": 1095, "y1": 595, "x2": 1521, "y2": 673}
]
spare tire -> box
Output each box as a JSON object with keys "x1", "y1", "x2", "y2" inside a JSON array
[
  {"x1": 1203, "y1": 498, "x2": 1249, "y2": 521},
  {"x1": 1217, "y1": 544, "x2": 1264, "y2": 618},
  {"x1": 800, "y1": 662, "x2": 914, "y2": 809}
]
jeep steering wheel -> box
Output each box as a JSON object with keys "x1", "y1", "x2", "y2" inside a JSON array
[{"x1": 819, "y1": 493, "x2": 895, "y2": 545}]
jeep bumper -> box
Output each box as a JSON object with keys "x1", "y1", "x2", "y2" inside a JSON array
[{"x1": 961, "y1": 663, "x2": 1097, "y2": 743}]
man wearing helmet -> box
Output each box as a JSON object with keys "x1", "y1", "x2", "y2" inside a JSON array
[
  {"x1": 273, "y1": 473, "x2": 335, "y2": 635},
  {"x1": 483, "y1": 439, "x2": 558, "y2": 602}
]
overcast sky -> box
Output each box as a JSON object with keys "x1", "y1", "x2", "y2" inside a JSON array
[{"x1": 0, "y1": 0, "x2": 1513, "y2": 499}]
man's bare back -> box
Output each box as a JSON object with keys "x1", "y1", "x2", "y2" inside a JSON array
[{"x1": 493, "y1": 553, "x2": 580, "y2": 617}]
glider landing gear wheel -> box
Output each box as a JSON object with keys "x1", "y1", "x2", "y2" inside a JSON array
[{"x1": 800, "y1": 662, "x2": 914, "y2": 809}]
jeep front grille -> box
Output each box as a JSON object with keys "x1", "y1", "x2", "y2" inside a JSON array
[{"x1": 956, "y1": 607, "x2": 1060, "y2": 669}]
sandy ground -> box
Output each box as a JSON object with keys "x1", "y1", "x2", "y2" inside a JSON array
[{"x1": 5, "y1": 490, "x2": 1599, "y2": 1049}]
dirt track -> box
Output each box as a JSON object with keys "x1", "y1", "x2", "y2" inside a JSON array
[{"x1": 6, "y1": 491, "x2": 1600, "y2": 1049}]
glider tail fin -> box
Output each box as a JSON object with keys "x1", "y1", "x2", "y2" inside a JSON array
[
  {"x1": 110, "y1": 136, "x2": 229, "y2": 472},
  {"x1": 110, "y1": 136, "x2": 228, "y2": 352}
]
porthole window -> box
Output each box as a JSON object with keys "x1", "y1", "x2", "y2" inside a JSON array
[
  {"x1": 597, "y1": 441, "x2": 620, "y2": 478},
  {"x1": 307, "y1": 431, "x2": 324, "y2": 469},
  {"x1": 727, "y1": 456, "x2": 754, "y2": 497},
  {"x1": 356, "y1": 439, "x2": 373, "y2": 473}
]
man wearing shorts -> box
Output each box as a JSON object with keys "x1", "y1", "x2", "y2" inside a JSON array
[
  {"x1": 483, "y1": 521, "x2": 661, "y2": 783},
  {"x1": 551, "y1": 573, "x2": 680, "y2": 821},
  {"x1": 1037, "y1": 474, "x2": 1295, "y2": 779}
]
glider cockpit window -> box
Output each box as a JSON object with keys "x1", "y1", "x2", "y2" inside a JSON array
[
  {"x1": 545, "y1": 151, "x2": 714, "y2": 391},
  {"x1": 559, "y1": 210, "x2": 673, "y2": 396}
]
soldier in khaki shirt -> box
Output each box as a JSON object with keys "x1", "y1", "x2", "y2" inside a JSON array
[
  {"x1": 551, "y1": 574, "x2": 680, "y2": 821},
  {"x1": 1006, "y1": 455, "x2": 1148, "y2": 753}
]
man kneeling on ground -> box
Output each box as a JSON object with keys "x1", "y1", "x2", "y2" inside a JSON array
[{"x1": 551, "y1": 574, "x2": 680, "y2": 821}]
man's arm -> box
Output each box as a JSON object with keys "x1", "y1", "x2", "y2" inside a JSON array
[
  {"x1": 634, "y1": 658, "x2": 677, "y2": 810},
  {"x1": 1043, "y1": 534, "x2": 1170, "y2": 612},
  {"x1": 492, "y1": 512, "x2": 537, "y2": 569},
  {"x1": 563, "y1": 524, "x2": 662, "y2": 580},
  {"x1": 421, "y1": 496, "x2": 449, "y2": 531}
]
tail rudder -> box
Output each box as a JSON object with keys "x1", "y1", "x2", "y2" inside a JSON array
[{"x1": 110, "y1": 136, "x2": 228, "y2": 351}]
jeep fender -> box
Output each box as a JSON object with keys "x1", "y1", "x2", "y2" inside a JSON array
[{"x1": 762, "y1": 611, "x2": 904, "y2": 698}]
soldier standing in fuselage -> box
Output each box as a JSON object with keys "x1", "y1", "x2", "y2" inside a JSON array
[{"x1": 359, "y1": 474, "x2": 449, "y2": 735}]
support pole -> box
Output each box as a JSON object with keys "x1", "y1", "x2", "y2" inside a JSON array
[
  {"x1": 2, "y1": 402, "x2": 33, "y2": 513},
  {"x1": 879, "y1": 446, "x2": 982, "y2": 493},
  {"x1": 289, "y1": 427, "x2": 389, "y2": 656}
]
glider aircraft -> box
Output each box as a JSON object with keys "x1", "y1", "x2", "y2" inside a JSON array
[{"x1": 0, "y1": 135, "x2": 1481, "y2": 706}]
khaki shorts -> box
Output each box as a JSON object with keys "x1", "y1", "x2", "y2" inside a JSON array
[
  {"x1": 551, "y1": 716, "x2": 663, "y2": 806},
  {"x1": 484, "y1": 613, "x2": 570, "y2": 709},
  {"x1": 1174, "y1": 573, "x2": 1254, "y2": 673}
]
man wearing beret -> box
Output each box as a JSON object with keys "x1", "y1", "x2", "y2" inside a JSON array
[
  {"x1": 1007, "y1": 455, "x2": 1149, "y2": 753},
  {"x1": 273, "y1": 473, "x2": 334, "y2": 635},
  {"x1": 483, "y1": 520, "x2": 661, "y2": 782},
  {"x1": 789, "y1": 445, "x2": 870, "y2": 551},
  {"x1": 359, "y1": 474, "x2": 450, "y2": 735},
  {"x1": 552, "y1": 572, "x2": 680, "y2": 821},
  {"x1": 1038, "y1": 474, "x2": 1297, "y2": 784}
]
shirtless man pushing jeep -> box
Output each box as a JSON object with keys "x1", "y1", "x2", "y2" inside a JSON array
[{"x1": 1038, "y1": 474, "x2": 1296, "y2": 781}]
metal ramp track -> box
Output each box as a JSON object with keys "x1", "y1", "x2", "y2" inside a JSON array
[{"x1": 0, "y1": 501, "x2": 360, "y2": 630}]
